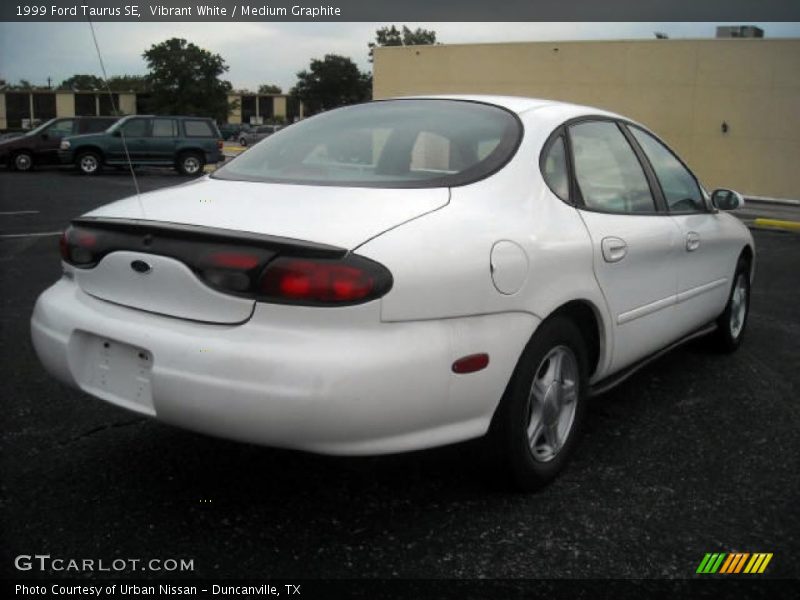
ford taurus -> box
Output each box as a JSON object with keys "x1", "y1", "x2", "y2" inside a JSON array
[{"x1": 31, "y1": 96, "x2": 754, "y2": 489}]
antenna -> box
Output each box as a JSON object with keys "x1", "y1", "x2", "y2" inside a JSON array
[{"x1": 87, "y1": 17, "x2": 145, "y2": 215}]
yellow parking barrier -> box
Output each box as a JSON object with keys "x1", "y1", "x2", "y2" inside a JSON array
[{"x1": 754, "y1": 218, "x2": 800, "y2": 232}]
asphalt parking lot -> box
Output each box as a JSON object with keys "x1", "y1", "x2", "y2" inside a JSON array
[{"x1": 1, "y1": 167, "x2": 798, "y2": 582}]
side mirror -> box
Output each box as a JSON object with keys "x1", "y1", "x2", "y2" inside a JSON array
[
  {"x1": 112, "y1": 130, "x2": 121, "y2": 137},
  {"x1": 40, "y1": 133, "x2": 49, "y2": 140},
  {"x1": 711, "y1": 188, "x2": 744, "y2": 211}
]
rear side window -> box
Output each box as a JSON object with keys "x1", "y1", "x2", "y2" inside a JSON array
[
  {"x1": 569, "y1": 121, "x2": 656, "y2": 214},
  {"x1": 213, "y1": 99, "x2": 522, "y2": 188},
  {"x1": 629, "y1": 127, "x2": 705, "y2": 213},
  {"x1": 152, "y1": 119, "x2": 177, "y2": 137},
  {"x1": 541, "y1": 135, "x2": 569, "y2": 201},
  {"x1": 184, "y1": 120, "x2": 214, "y2": 138}
]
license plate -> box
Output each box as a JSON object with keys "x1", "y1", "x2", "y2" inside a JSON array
[{"x1": 73, "y1": 333, "x2": 154, "y2": 411}]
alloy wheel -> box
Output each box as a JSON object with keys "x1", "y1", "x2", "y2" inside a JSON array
[
  {"x1": 183, "y1": 156, "x2": 201, "y2": 174},
  {"x1": 80, "y1": 155, "x2": 98, "y2": 174},
  {"x1": 15, "y1": 153, "x2": 32, "y2": 171},
  {"x1": 526, "y1": 345, "x2": 579, "y2": 463},
  {"x1": 730, "y1": 273, "x2": 748, "y2": 339}
]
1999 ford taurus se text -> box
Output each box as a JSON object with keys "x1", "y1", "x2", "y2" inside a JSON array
[{"x1": 31, "y1": 97, "x2": 754, "y2": 489}]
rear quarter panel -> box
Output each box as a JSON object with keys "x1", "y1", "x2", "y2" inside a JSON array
[{"x1": 356, "y1": 105, "x2": 614, "y2": 379}]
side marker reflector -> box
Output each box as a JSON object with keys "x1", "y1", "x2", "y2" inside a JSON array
[{"x1": 452, "y1": 353, "x2": 490, "y2": 374}]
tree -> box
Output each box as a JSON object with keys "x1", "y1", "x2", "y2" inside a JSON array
[
  {"x1": 58, "y1": 74, "x2": 105, "y2": 90},
  {"x1": 290, "y1": 54, "x2": 371, "y2": 116},
  {"x1": 143, "y1": 38, "x2": 234, "y2": 122},
  {"x1": 3, "y1": 79, "x2": 34, "y2": 90},
  {"x1": 258, "y1": 84, "x2": 282, "y2": 94},
  {"x1": 107, "y1": 75, "x2": 151, "y2": 93},
  {"x1": 368, "y1": 25, "x2": 438, "y2": 62}
]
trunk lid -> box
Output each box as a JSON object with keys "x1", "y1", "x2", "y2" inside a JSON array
[
  {"x1": 72, "y1": 178, "x2": 448, "y2": 323},
  {"x1": 85, "y1": 177, "x2": 449, "y2": 249}
]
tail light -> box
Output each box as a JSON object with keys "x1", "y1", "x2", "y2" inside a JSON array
[
  {"x1": 60, "y1": 226, "x2": 98, "y2": 266},
  {"x1": 217, "y1": 140, "x2": 224, "y2": 150},
  {"x1": 58, "y1": 220, "x2": 392, "y2": 306},
  {"x1": 259, "y1": 256, "x2": 392, "y2": 305}
]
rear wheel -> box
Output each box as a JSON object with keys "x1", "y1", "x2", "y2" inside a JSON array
[
  {"x1": 709, "y1": 258, "x2": 751, "y2": 352},
  {"x1": 489, "y1": 316, "x2": 589, "y2": 491},
  {"x1": 177, "y1": 152, "x2": 204, "y2": 176},
  {"x1": 12, "y1": 151, "x2": 34, "y2": 172},
  {"x1": 76, "y1": 151, "x2": 102, "y2": 176}
]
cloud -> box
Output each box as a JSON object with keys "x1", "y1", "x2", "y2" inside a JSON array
[{"x1": 2, "y1": 21, "x2": 798, "y2": 91}]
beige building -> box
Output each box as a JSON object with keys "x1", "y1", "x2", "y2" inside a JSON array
[
  {"x1": 374, "y1": 38, "x2": 800, "y2": 199},
  {"x1": 0, "y1": 90, "x2": 301, "y2": 129}
]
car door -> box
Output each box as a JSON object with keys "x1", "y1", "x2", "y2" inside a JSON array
[
  {"x1": 150, "y1": 118, "x2": 178, "y2": 163},
  {"x1": 565, "y1": 119, "x2": 683, "y2": 373},
  {"x1": 626, "y1": 125, "x2": 732, "y2": 330},
  {"x1": 109, "y1": 117, "x2": 151, "y2": 161},
  {"x1": 37, "y1": 118, "x2": 75, "y2": 164}
]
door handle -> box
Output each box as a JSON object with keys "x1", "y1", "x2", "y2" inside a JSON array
[
  {"x1": 686, "y1": 232, "x2": 700, "y2": 252},
  {"x1": 601, "y1": 236, "x2": 628, "y2": 263}
]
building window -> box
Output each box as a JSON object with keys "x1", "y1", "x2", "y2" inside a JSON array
[
  {"x1": 75, "y1": 93, "x2": 97, "y2": 116},
  {"x1": 32, "y1": 93, "x2": 56, "y2": 121},
  {"x1": 98, "y1": 93, "x2": 120, "y2": 116}
]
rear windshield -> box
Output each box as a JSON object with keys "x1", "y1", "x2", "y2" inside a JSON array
[{"x1": 212, "y1": 99, "x2": 522, "y2": 188}]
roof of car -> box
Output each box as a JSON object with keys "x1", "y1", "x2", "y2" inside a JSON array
[
  {"x1": 121, "y1": 115, "x2": 214, "y2": 120},
  {"x1": 390, "y1": 94, "x2": 622, "y2": 119}
]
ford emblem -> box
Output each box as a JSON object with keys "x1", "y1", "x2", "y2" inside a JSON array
[{"x1": 131, "y1": 260, "x2": 152, "y2": 274}]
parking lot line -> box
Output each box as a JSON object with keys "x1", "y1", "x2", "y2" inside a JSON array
[
  {"x1": 0, "y1": 210, "x2": 40, "y2": 215},
  {"x1": 0, "y1": 231, "x2": 61, "y2": 239}
]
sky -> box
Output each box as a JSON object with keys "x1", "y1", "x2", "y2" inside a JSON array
[{"x1": 1, "y1": 21, "x2": 799, "y2": 92}]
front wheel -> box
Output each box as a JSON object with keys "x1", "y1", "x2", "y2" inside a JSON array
[
  {"x1": 709, "y1": 259, "x2": 751, "y2": 352},
  {"x1": 488, "y1": 316, "x2": 589, "y2": 491},
  {"x1": 176, "y1": 152, "x2": 205, "y2": 176},
  {"x1": 12, "y1": 151, "x2": 34, "y2": 172},
  {"x1": 76, "y1": 151, "x2": 102, "y2": 175}
]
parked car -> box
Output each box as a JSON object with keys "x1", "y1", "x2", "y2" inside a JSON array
[
  {"x1": 238, "y1": 124, "x2": 282, "y2": 146},
  {"x1": 0, "y1": 116, "x2": 118, "y2": 171},
  {"x1": 218, "y1": 123, "x2": 249, "y2": 141},
  {"x1": 32, "y1": 97, "x2": 754, "y2": 490},
  {"x1": 59, "y1": 115, "x2": 224, "y2": 176}
]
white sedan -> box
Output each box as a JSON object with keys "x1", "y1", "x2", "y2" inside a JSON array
[{"x1": 31, "y1": 96, "x2": 754, "y2": 490}]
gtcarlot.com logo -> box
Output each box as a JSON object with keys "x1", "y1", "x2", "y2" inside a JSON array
[
  {"x1": 696, "y1": 552, "x2": 773, "y2": 575},
  {"x1": 14, "y1": 554, "x2": 194, "y2": 573}
]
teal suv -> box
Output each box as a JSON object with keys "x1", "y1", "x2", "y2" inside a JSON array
[{"x1": 59, "y1": 115, "x2": 223, "y2": 176}]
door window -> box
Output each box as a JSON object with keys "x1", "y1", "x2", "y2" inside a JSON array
[
  {"x1": 569, "y1": 121, "x2": 656, "y2": 214},
  {"x1": 629, "y1": 126, "x2": 705, "y2": 213},
  {"x1": 46, "y1": 119, "x2": 75, "y2": 137},
  {"x1": 121, "y1": 119, "x2": 149, "y2": 137}
]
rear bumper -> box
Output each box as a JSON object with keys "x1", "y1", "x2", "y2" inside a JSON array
[
  {"x1": 31, "y1": 277, "x2": 537, "y2": 455},
  {"x1": 58, "y1": 150, "x2": 75, "y2": 164}
]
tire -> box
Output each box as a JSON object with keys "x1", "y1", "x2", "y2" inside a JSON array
[
  {"x1": 709, "y1": 258, "x2": 751, "y2": 353},
  {"x1": 76, "y1": 151, "x2": 102, "y2": 176},
  {"x1": 239, "y1": 137, "x2": 247, "y2": 147},
  {"x1": 12, "y1": 151, "x2": 34, "y2": 172},
  {"x1": 488, "y1": 316, "x2": 589, "y2": 491},
  {"x1": 176, "y1": 152, "x2": 205, "y2": 176}
]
